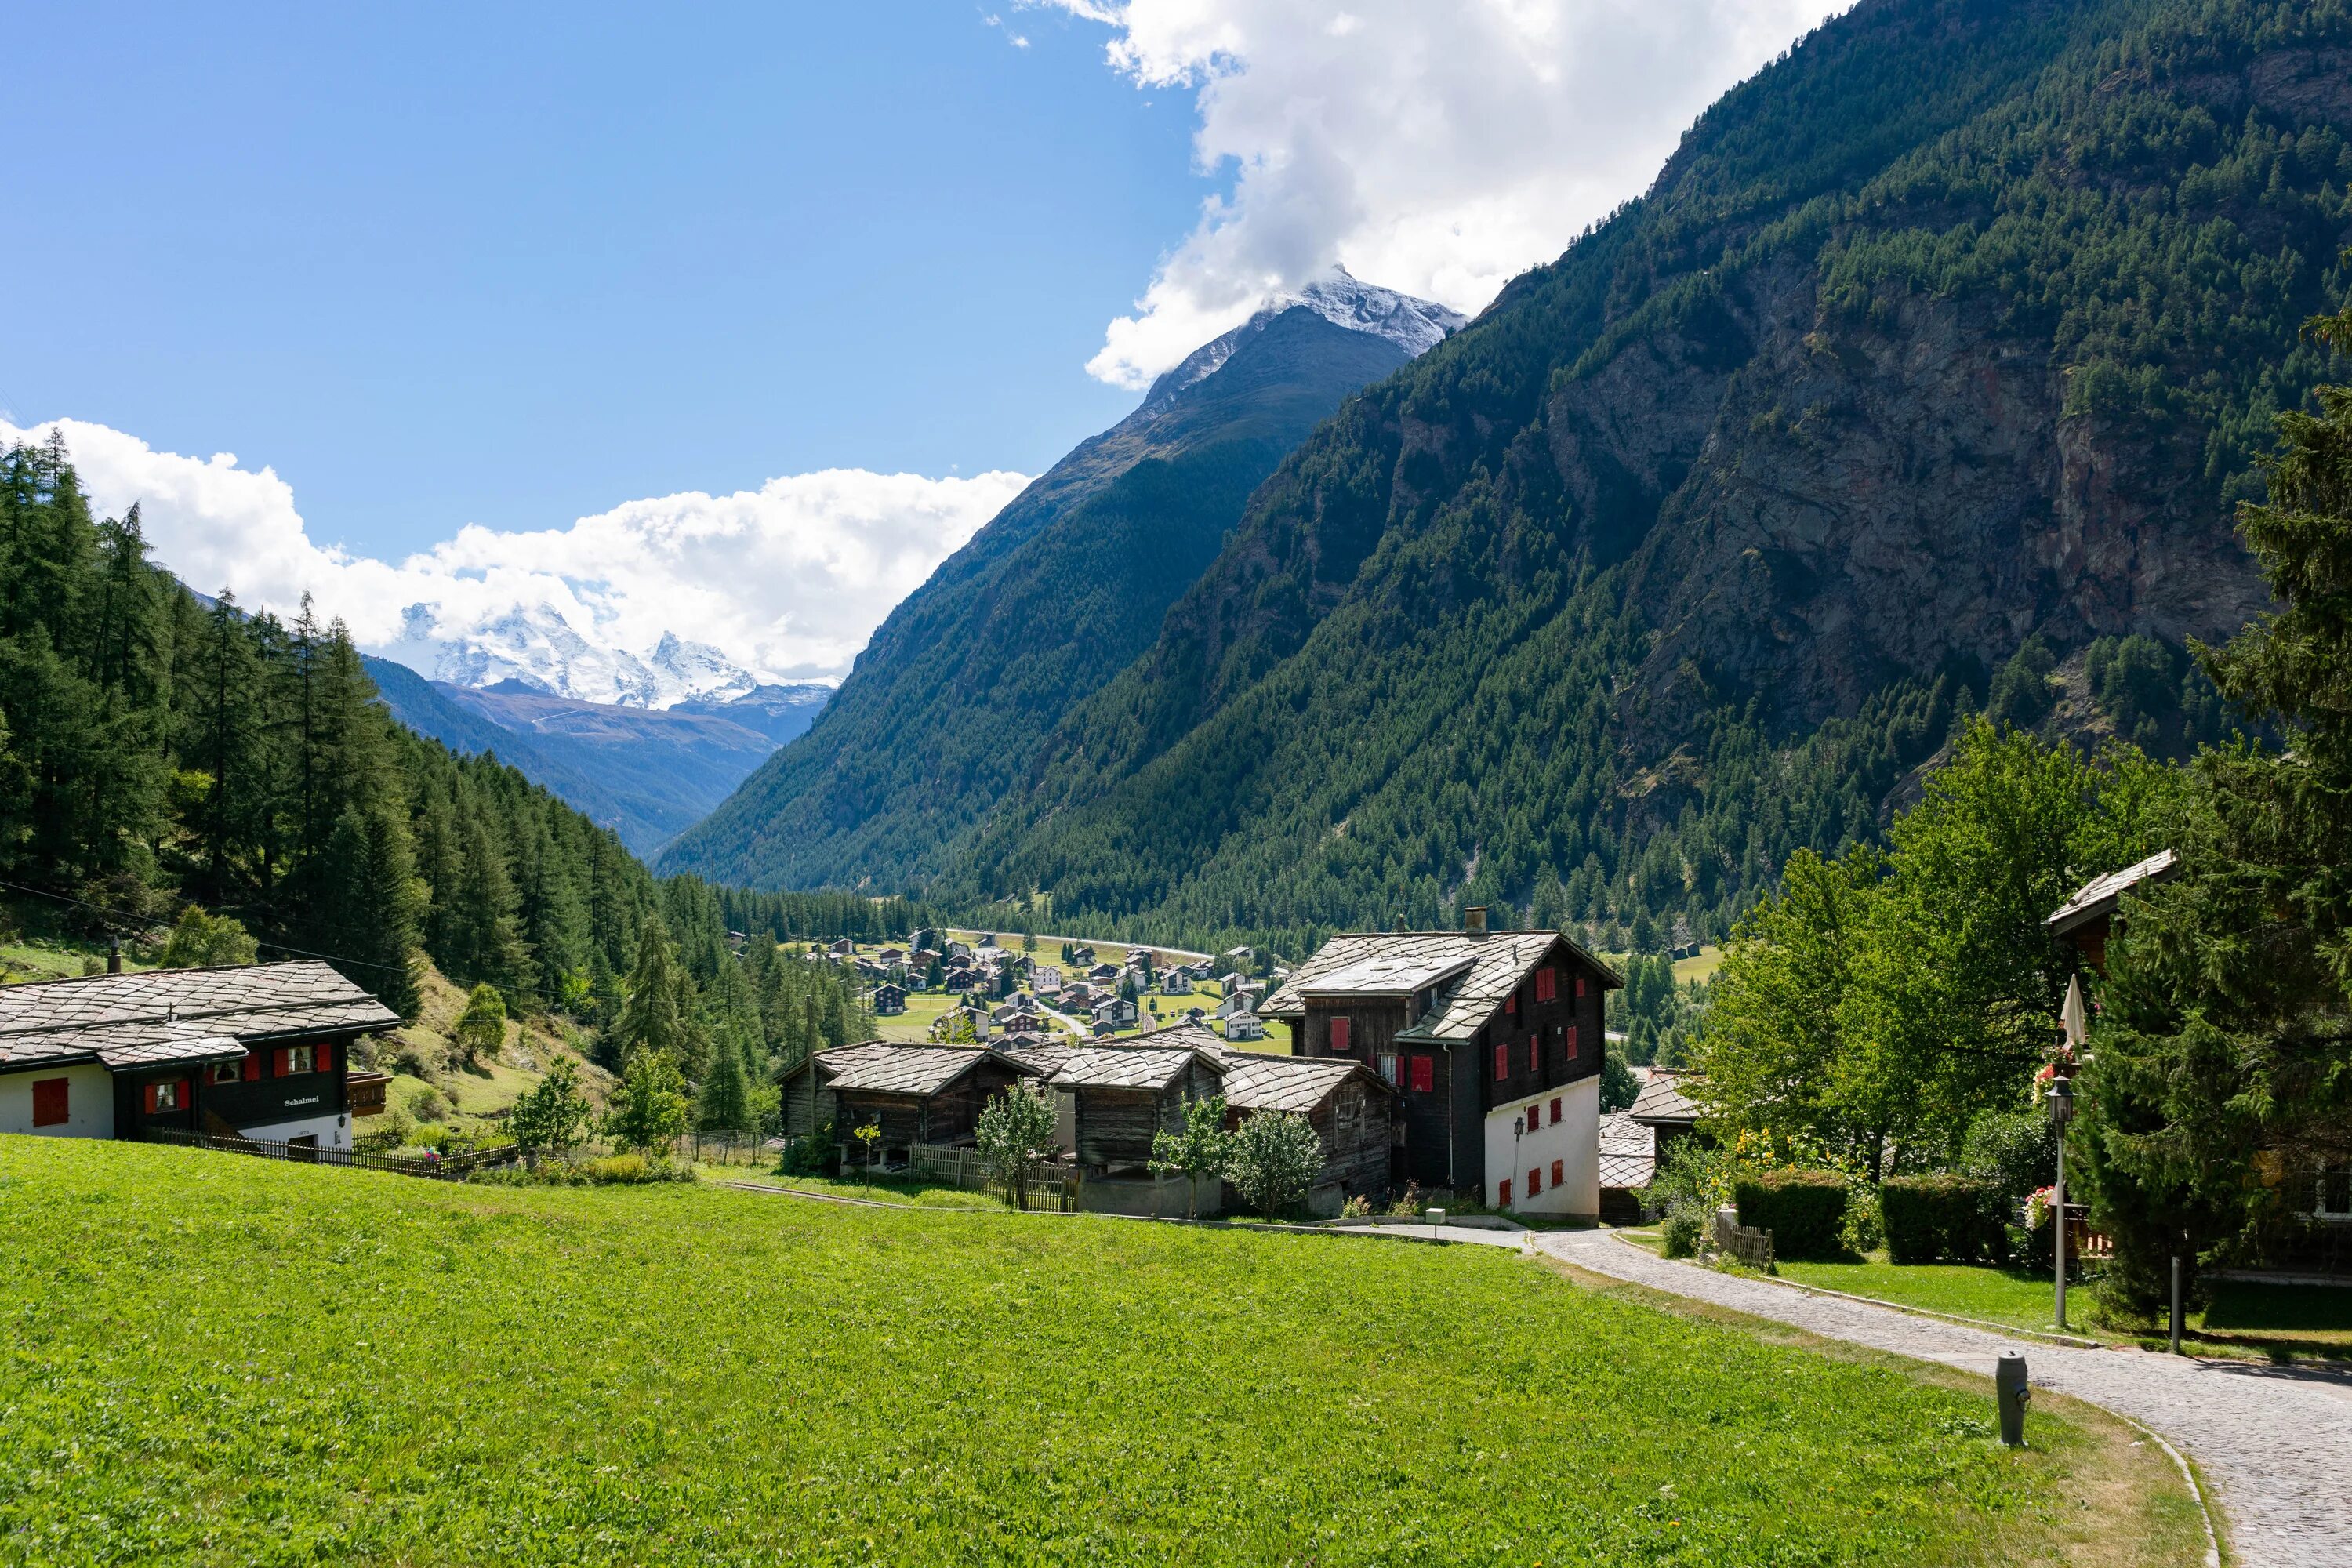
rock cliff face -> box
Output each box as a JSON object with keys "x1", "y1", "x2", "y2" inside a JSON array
[{"x1": 905, "y1": 0, "x2": 2352, "y2": 944}]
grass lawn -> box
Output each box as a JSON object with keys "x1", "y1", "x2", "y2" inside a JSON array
[
  {"x1": 711, "y1": 1167, "x2": 1008, "y2": 1210},
  {"x1": 2, "y1": 1138, "x2": 2204, "y2": 1567},
  {"x1": 1675, "y1": 1246, "x2": 2352, "y2": 1363}
]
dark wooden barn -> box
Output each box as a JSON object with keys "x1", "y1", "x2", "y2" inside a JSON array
[
  {"x1": 1043, "y1": 1040, "x2": 1227, "y2": 1175},
  {"x1": 779, "y1": 1042, "x2": 1040, "y2": 1166}
]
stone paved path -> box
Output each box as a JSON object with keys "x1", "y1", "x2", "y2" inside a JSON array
[{"x1": 1536, "y1": 1229, "x2": 2352, "y2": 1566}]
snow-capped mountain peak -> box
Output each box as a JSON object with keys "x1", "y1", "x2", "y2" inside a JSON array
[
  {"x1": 418, "y1": 604, "x2": 758, "y2": 709},
  {"x1": 1140, "y1": 267, "x2": 1467, "y2": 412}
]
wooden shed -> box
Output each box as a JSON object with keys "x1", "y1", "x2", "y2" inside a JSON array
[
  {"x1": 1209, "y1": 1033, "x2": 1399, "y2": 1210},
  {"x1": 779, "y1": 1041, "x2": 1039, "y2": 1166},
  {"x1": 1043, "y1": 1040, "x2": 1228, "y2": 1175}
]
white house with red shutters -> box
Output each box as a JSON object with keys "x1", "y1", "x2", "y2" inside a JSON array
[
  {"x1": 0, "y1": 960, "x2": 398, "y2": 1149},
  {"x1": 1259, "y1": 909, "x2": 1622, "y2": 1217}
]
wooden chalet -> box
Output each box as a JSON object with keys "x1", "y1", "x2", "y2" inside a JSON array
[
  {"x1": 1042, "y1": 1040, "x2": 1227, "y2": 1175},
  {"x1": 1261, "y1": 909, "x2": 1621, "y2": 1216},
  {"x1": 1145, "y1": 1021, "x2": 1399, "y2": 1214},
  {"x1": 0, "y1": 960, "x2": 398, "y2": 1149},
  {"x1": 2046, "y1": 849, "x2": 2178, "y2": 973},
  {"x1": 872, "y1": 983, "x2": 907, "y2": 1017},
  {"x1": 1627, "y1": 1069, "x2": 1704, "y2": 1152},
  {"x1": 1223, "y1": 1011, "x2": 1265, "y2": 1042},
  {"x1": 779, "y1": 1041, "x2": 1040, "y2": 1165}
]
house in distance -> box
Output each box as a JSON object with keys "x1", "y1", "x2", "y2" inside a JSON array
[
  {"x1": 1261, "y1": 908, "x2": 1620, "y2": 1217},
  {"x1": 0, "y1": 960, "x2": 398, "y2": 1149}
]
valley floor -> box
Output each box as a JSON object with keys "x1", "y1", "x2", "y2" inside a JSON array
[{"x1": 1, "y1": 1137, "x2": 2202, "y2": 1566}]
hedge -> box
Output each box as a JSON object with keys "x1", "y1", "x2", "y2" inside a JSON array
[
  {"x1": 1733, "y1": 1170, "x2": 1849, "y2": 1259},
  {"x1": 1882, "y1": 1174, "x2": 2007, "y2": 1265}
]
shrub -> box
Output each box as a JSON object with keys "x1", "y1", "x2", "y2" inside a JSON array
[
  {"x1": 1733, "y1": 1170, "x2": 1849, "y2": 1259},
  {"x1": 1882, "y1": 1174, "x2": 2008, "y2": 1265},
  {"x1": 1661, "y1": 1203, "x2": 1706, "y2": 1258},
  {"x1": 1961, "y1": 1110, "x2": 2056, "y2": 1204},
  {"x1": 576, "y1": 1153, "x2": 689, "y2": 1184},
  {"x1": 1841, "y1": 1182, "x2": 1885, "y2": 1254},
  {"x1": 1225, "y1": 1111, "x2": 1323, "y2": 1219}
]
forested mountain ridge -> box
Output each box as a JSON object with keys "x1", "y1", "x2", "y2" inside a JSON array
[
  {"x1": 920, "y1": 0, "x2": 2351, "y2": 954},
  {"x1": 659, "y1": 280, "x2": 1460, "y2": 891}
]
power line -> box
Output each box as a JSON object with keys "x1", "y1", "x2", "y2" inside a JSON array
[{"x1": 0, "y1": 877, "x2": 415, "y2": 975}]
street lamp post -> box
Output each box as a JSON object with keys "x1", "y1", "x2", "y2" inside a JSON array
[{"x1": 2048, "y1": 1075, "x2": 2075, "y2": 1330}]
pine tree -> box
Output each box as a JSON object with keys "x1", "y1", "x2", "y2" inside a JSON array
[{"x1": 696, "y1": 1035, "x2": 751, "y2": 1131}]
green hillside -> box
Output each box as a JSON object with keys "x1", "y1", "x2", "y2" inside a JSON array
[
  {"x1": 0, "y1": 1138, "x2": 2203, "y2": 1566},
  {"x1": 659, "y1": 305, "x2": 1425, "y2": 891},
  {"x1": 909, "y1": 0, "x2": 2352, "y2": 954}
]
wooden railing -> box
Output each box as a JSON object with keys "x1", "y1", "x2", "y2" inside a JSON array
[
  {"x1": 142, "y1": 1125, "x2": 521, "y2": 1180},
  {"x1": 909, "y1": 1142, "x2": 1083, "y2": 1210}
]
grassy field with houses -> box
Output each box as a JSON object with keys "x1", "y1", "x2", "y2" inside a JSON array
[{"x1": 0, "y1": 1138, "x2": 2207, "y2": 1566}]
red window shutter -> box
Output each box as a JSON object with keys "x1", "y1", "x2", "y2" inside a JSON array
[
  {"x1": 1505, "y1": 991, "x2": 1517, "y2": 1017},
  {"x1": 1576, "y1": 975, "x2": 1587, "y2": 998},
  {"x1": 1527, "y1": 1167, "x2": 1541, "y2": 1196},
  {"x1": 1528, "y1": 1040, "x2": 1540, "y2": 1075},
  {"x1": 1552, "y1": 1159, "x2": 1565, "y2": 1187},
  {"x1": 272, "y1": 1047, "x2": 289, "y2": 1077},
  {"x1": 1494, "y1": 1044, "x2": 1508, "y2": 1082},
  {"x1": 143, "y1": 1082, "x2": 158, "y2": 1115},
  {"x1": 1536, "y1": 968, "x2": 1555, "y2": 1003},
  {"x1": 1566, "y1": 1025, "x2": 1580, "y2": 1057},
  {"x1": 1499, "y1": 1178, "x2": 1512, "y2": 1207},
  {"x1": 316, "y1": 1043, "x2": 333, "y2": 1074},
  {"x1": 1329, "y1": 1017, "x2": 1352, "y2": 1052},
  {"x1": 31, "y1": 1078, "x2": 68, "y2": 1127},
  {"x1": 1411, "y1": 1055, "x2": 1434, "y2": 1093},
  {"x1": 1550, "y1": 1097, "x2": 1562, "y2": 1123},
  {"x1": 242, "y1": 1054, "x2": 260, "y2": 1082}
]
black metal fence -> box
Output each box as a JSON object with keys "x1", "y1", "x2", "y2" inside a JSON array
[{"x1": 142, "y1": 1125, "x2": 521, "y2": 1180}]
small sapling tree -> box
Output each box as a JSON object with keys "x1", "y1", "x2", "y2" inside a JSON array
[
  {"x1": 852, "y1": 1120, "x2": 882, "y2": 1174},
  {"x1": 1149, "y1": 1094, "x2": 1231, "y2": 1220},
  {"x1": 605, "y1": 1050, "x2": 688, "y2": 1155},
  {"x1": 977, "y1": 1083, "x2": 1059, "y2": 1210},
  {"x1": 510, "y1": 1057, "x2": 595, "y2": 1165},
  {"x1": 1225, "y1": 1111, "x2": 1323, "y2": 1220},
  {"x1": 451, "y1": 982, "x2": 506, "y2": 1069}
]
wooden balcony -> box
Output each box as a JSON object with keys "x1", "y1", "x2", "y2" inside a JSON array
[{"x1": 347, "y1": 1071, "x2": 390, "y2": 1117}]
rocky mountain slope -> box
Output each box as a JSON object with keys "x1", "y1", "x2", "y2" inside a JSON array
[
  {"x1": 659, "y1": 274, "x2": 1461, "y2": 888},
  {"x1": 368, "y1": 657, "x2": 829, "y2": 855},
  {"x1": 900, "y1": 0, "x2": 2350, "y2": 953}
]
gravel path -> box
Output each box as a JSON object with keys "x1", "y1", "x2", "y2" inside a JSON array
[{"x1": 1536, "y1": 1230, "x2": 2352, "y2": 1566}]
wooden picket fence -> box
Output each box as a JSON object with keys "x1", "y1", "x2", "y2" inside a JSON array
[
  {"x1": 1710, "y1": 1207, "x2": 1777, "y2": 1272},
  {"x1": 678, "y1": 1128, "x2": 775, "y2": 1167},
  {"x1": 143, "y1": 1124, "x2": 521, "y2": 1181},
  {"x1": 909, "y1": 1142, "x2": 1083, "y2": 1211}
]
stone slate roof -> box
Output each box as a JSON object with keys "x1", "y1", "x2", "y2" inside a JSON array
[
  {"x1": 1260, "y1": 931, "x2": 1621, "y2": 1043},
  {"x1": 786, "y1": 1041, "x2": 1033, "y2": 1098},
  {"x1": 1628, "y1": 1069, "x2": 1704, "y2": 1128},
  {"x1": 1002, "y1": 1040, "x2": 1076, "y2": 1078},
  {"x1": 2045, "y1": 848, "x2": 2179, "y2": 937},
  {"x1": 0, "y1": 961, "x2": 397, "y2": 1073},
  {"x1": 1045, "y1": 1044, "x2": 1224, "y2": 1093},
  {"x1": 1598, "y1": 1112, "x2": 1656, "y2": 1189},
  {"x1": 1215, "y1": 1050, "x2": 1390, "y2": 1115}
]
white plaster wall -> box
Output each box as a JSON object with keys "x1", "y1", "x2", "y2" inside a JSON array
[
  {"x1": 1483, "y1": 1076, "x2": 1599, "y2": 1216},
  {"x1": 0, "y1": 1065, "x2": 114, "y2": 1138},
  {"x1": 239, "y1": 1111, "x2": 350, "y2": 1150}
]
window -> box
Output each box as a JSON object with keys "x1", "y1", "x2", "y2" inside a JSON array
[
  {"x1": 1410, "y1": 1055, "x2": 1434, "y2": 1094},
  {"x1": 1329, "y1": 1016, "x2": 1352, "y2": 1053},
  {"x1": 1552, "y1": 1159, "x2": 1565, "y2": 1187},
  {"x1": 31, "y1": 1078, "x2": 67, "y2": 1127},
  {"x1": 209, "y1": 1061, "x2": 241, "y2": 1086},
  {"x1": 1566, "y1": 1025, "x2": 1580, "y2": 1058},
  {"x1": 1494, "y1": 1044, "x2": 1509, "y2": 1082},
  {"x1": 1535, "y1": 967, "x2": 1556, "y2": 1003},
  {"x1": 143, "y1": 1080, "x2": 182, "y2": 1114},
  {"x1": 1498, "y1": 1178, "x2": 1512, "y2": 1207},
  {"x1": 277, "y1": 1044, "x2": 317, "y2": 1076},
  {"x1": 1377, "y1": 1052, "x2": 1400, "y2": 1087},
  {"x1": 1549, "y1": 1097, "x2": 1562, "y2": 1125},
  {"x1": 1527, "y1": 1167, "x2": 1542, "y2": 1196},
  {"x1": 1576, "y1": 975, "x2": 1587, "y2": 999},
  {"x1": 1528, "y1": 1039, "x2": 1541, "y2": 1075}
]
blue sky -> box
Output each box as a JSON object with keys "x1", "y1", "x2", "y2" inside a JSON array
[
  {"x1": 4, "y1": 2, "x2": 1196, "y2": 557},
  {"x1": 2, "y1": 2, "x2": 1835, "y2": 686}
]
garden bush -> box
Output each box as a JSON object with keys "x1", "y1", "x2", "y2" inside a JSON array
[
  {"x1": 1882, "y1": 1175, "x2": 2008, "y2": 1265},
  {"x1": 1661, "y1": 1201, "x2": 1707, "y2": 1258},
  {"x1": 1734, "y1": 1170, "x2": 1850, "y2": 1259}
]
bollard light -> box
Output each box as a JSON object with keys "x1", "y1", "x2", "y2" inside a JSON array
[
  {"x1": 1994, "y1": 1353, "x2": 2031, "y2": 1446},
  {"x1": 1427, "y1": 1207, "x2": 1447, "y2": 1244}
]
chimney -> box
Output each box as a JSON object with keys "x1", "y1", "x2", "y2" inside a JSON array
[
  {"x1": 107, "y1": 936, "x2": 122, "y2": 975},
  {"x1": 1463, "y1": 906, "x2": 1487, "y2": 937}
]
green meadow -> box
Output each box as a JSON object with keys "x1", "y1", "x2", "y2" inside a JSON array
[{"x1": 1, "y1": 1138, "x2": 2202, "y2": 1566}]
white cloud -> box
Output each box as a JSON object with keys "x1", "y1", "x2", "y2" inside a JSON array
[
  {"x1": 1041, "y1": 0, "x2": 1846, "y2": 387},
  {"x1": 2, "y1": 416, "x2": 1031, "y2": 687}
]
